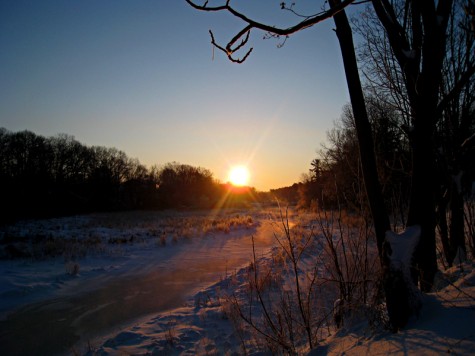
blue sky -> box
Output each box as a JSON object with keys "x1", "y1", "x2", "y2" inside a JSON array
[{"x1": 0, "y1": 1, "x2": 351, "y2": 190}]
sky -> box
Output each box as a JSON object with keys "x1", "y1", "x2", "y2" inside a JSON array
[{"x1": 0, "y1": 0, "x2": 351, "y2": 191}]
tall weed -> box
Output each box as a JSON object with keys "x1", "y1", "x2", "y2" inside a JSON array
[{"x1": 226, "y1": 207, "x2": 383, "y2": 353}]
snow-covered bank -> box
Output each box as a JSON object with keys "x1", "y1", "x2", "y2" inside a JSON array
[
  {"x1": 87, "y1": 215, "x2": 475, "y2": 356},
  {"x1": 81, "y1": 260, "x2": 473, "y2": 356},
  {"x1": 89, "y1": 260, "x2": 475, "y2": 355},
  {"x1": 90, "y1": 272, "x2": 247, "y2": 355},
  {"x1": 313, "y1": 263, "x2": 475, "y2": 355}
]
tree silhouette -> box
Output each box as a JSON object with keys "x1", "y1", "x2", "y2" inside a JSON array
[
  {"x1": 186, "y1": 0, "x2": 475, "y2": 329},
  {"x1": 354, "y1": 0, "x2": 475, "y2": 267},
  {"x1": 0, "y1": 128, "x2": 164, "y2": 221},
  {"x1": 156, "y1": 162, "x2": 218, "y2": 208}
]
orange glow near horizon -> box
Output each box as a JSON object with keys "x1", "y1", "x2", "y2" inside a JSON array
[{"x1": 228, "y1": 165, "x2": 250, "y2": 187}]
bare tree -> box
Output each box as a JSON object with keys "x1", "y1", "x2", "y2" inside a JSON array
[
  {"x1": 186, "y1": 0, "x2": 397, "y2": 326},
  {"x1": 186, "y1": 0, "x2": 474, "y2": 329},
  {"x1": 185, "y1": 0, "x2": 389, "y2": 255},
  {"x1": 355, "y1": 1, "x2": 475, "y2": 267}
]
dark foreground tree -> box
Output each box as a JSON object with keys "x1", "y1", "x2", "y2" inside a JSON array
[
  {"x1": 186, "y1": 0, "x2": 474, "y2": 330},
  {"x1": 355, "y1": 0, "x2": 475, "y2": 268}
]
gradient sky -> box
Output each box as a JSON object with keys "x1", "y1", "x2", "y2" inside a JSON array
[{"x1": 0, "y1": 1, "x2": 351, "y2": 191}]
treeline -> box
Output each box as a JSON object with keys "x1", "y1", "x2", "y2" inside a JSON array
[
  {"x1": 0, "y1": 128, "x2": 256, "y2": 223},
  {"x1": 270, "y1": 183, "x2": 302, "y2": 206},
  {"x1": 297, "y1": 99, "x2": 416, "y2": 215},
  {"x1": 297, "y1": 87, "x2": 474, "y2": 268},
  {"x1": 289, "y1": 0, "x2": 475, "y2": 270}
]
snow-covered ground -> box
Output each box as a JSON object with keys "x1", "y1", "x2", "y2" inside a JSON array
[
  {"x1": 1, "y1": 210, "x2": 474, "y2": 355},
  {"x1": 91, "y1": 250, "x2": 475, "y2": 355},
  {"x1": 313, "y1": 263, "x2": 475, "y2": 355},
  {"x1": 0, "y1": 209, "x2": 278, "y2": 355}
]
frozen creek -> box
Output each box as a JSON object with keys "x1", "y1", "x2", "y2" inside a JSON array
[{"x1": 0, "y1": 212, "x2": 277, "y2": 355}]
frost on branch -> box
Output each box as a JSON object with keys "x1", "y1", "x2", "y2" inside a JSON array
[{"x1": 383, "y1": 225, "x2": 422, "y2": 331}]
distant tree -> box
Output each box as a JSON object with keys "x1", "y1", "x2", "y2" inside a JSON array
[
  {"x1": 56, "y1": 135, "x2": 93, "y2": 180},
  {"x1": 270, "y1": 183, "x2": 302, "y2": 206},
  {"x1": 465, "y1": 0, "x2": 475, "y2": 33},
  {"x1": 310, "y1": 98, "x2": 412, "y2": 224},
  {"x1": 0, "y1": 128, "x2": 164, "y2": 220},
  {"x1": 0, "y1": 130, "x2": 55, "y2": 217},
  {"x1": 157, "y1": 162, "x2": 218, "y2": 208}
]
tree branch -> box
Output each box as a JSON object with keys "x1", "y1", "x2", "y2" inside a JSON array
[
  {"x1": 371, "y1": 0, "x2": 411, "y2": 65},
  {"x1": 437, "y1": 64, "x2": 475, "y2": 116},
  {"x1": 186, "y1": 0, "x2": 356, "y2": 62},
  {"x1": 209, "y1": 26, "x2": 253, "y2": 63}
]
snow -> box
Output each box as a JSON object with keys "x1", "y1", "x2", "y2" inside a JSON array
[
  {"x1": 385, "y1": 225, "x2": 420, "y2": 275},
  {"x1": 92, "y1": 253, "x2": 475, "y2": 356},
  {"x1": 0, "y1": 210, "x2": 277, "y2": 354},
  {"x1": 1, "y1": 210, "x2": 474, "y2": 355},
  {"x1": 314, "y1": 263, "x2": 475, "y2": 355}
]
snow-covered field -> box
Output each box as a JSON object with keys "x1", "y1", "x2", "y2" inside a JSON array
[{"x1": 1, "y1": 209, "x2": 474, "y2": 355}]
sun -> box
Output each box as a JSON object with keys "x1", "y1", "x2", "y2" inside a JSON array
[{"x1": 228, "y1": 165, "x2": 250, "y2": 186}]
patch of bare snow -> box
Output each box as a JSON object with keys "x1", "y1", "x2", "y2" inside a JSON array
[
  {"x1": 311, "y1": 262, "x2": 475, "y2": 355},
  {"x1": 385, "y1": 225, "x2": 420, "y2": 271}
]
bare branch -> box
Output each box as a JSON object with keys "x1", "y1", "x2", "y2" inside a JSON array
[
  {"x1": 437, "y1": 64, "x2": 475, "y2": 116},
  {"x1": 186, "y1": 0, "x2": 356, "y2": 62},
  {"x1": 185, "y1": 0, "x2": 228, "y2": 12},
  {"x1": 188, "y1": 0, "x2": 355, "y2": 35},
  {"x1": 280, "y1": 2, "x2": 316, "y2": 20},
  {"x1": 371, "y1": 0, "x2": 411, "y2": 65},
  {"x1": 209, "y1": 26, "x2": 253, "y2": 63}
]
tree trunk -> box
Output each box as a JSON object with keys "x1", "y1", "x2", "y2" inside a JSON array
[
  {"x1": 406, "y1": 117, "x2": 438, "y2": 291},
  {"x1": 404, "y1": 3, "x2": 452, "y2": 290},
  {"x1": 436, "y1": 195, "x2": 451, "y2": 266},
  {"x1": 329, "y1": 0, "x2": 390, "y2": 255},
  {"x1": 449, "y1": 181, "x2": 466, "y2": 264},
  {"x1": 329, "y1": 0, "x2": 427, "y2": 330}
]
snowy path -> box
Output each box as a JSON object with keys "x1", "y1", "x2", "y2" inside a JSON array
[{"x1": 0, "y1": 218, "x2": 277, "y2": 356}]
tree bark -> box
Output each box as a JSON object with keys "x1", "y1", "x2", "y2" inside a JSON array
[
  {"x1": 449, "y1": 181, "x2": 466, "y2": 264},
  {"x1": 329, "y1": 0, "x2": 426, "y2": 330},
  {"x1": 403, "y1": 1, "x2": 452, "y2": 291},
  {"x1": 370, "y1": 0, "x2": 453, "y2": 292},
  {"x1": 406, "y1": 115, "x2": 438, "y2": 291},
  {"x1": 436, "y1": 194, "x2": 451, "y2": 266},
  {"x1": 329, "y1": 0, "x2": 390, "y2": 255}
]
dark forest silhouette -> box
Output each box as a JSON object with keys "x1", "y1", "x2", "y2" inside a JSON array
[{"x1": 0, "y1": 128, "x2": 257, "y2": 224}]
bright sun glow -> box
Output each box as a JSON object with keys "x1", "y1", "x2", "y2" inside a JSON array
[{"x1": 228, "y1": 166, "x2": 250, "y2": 186}]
